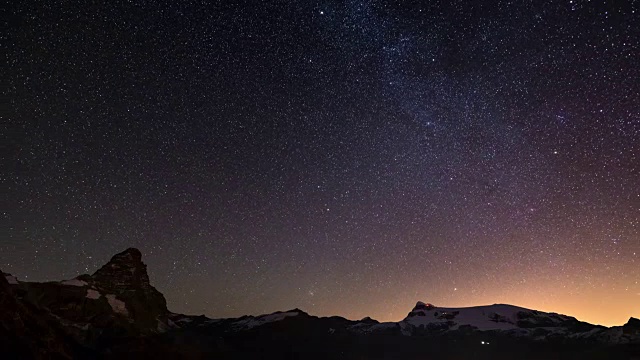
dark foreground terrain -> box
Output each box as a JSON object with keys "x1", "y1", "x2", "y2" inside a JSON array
[{"x1": 2, "y1": 248, "x2": 639, "y2": 359}]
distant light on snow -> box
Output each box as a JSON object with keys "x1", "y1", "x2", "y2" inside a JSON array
[{"x1": 60, "y1": 279, "x2": 88, "y2": 287}]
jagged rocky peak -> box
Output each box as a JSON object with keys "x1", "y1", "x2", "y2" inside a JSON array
[
  {"x1": 91, "y1": 248, "x2": 168, "y2": 328},
  {"x1": 93, "y1": 248, "x2": 153, "y2": 290},
  {"x1": 94, "y1": 248, "x2": 144, "y2": 277},
  {"x1": 623, "y1": 317, "x2": 640, "y2": 335}
]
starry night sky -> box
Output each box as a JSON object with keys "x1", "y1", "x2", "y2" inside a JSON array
[{"x1": 4, "y1": 1, "x2": 639, "y2": 326}]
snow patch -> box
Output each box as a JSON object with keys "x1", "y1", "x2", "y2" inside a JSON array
[
  {"x1": 60, "y1": 279, "x2": 88, "y2": 287},
  {"x1": 233, "y1": 311, "x2": 300, "y2": 330},
  {"x1": 72, "y1": 323, "x2": 90, "y2": 331},
  {"x1": 5, "y1": 275, "x2": 18, "y2": 284},
  {"x1": 370, "y1": 322, "x2": 398, "y2": 331},
  {"x1": 348, "y1": 321, "x2": 397, "y2": 334},
  {"x1": 86, "y1": 289, "x2": 101, "y2": 299},
  {"x1": 106, "y1": 294, "x2": 128, "y2": 315}
]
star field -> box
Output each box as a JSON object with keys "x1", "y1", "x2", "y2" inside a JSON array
[{"x1": 3, "y1": 0, "x2": 639, "y2": 326}]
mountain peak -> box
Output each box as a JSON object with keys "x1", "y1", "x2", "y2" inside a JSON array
[
  {"x1": 91, "y1": 247, "x2": 156, "y2": 290},
  {"x1": 121, "y1": 247, "x2": 143, "y2": 257},
  {"x1": 91, "y1": 248, "x2": 168, "y2": 328},
  {"x1": 360, "y1": 316, "x2": 379, "y2": 324},
  {"x1": 288, "y1": 308, "x2": 308, "y2": 315},
  {"x1": 93, "y1": 247, "x2": 145, "y2": 281},
  {"x1": 109, "y1": 247, "x2": 142, "y2": 263},
  {"x1": 410, "y1": 301, "x2": 436, "y2": 314},
  {"x1": 624, "y1": 317, "x2": 640, "y2": 335}
]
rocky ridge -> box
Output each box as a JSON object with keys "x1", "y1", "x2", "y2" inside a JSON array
[
  {"x1": 391, "y1": 301, "x2": 633, "y2": 343},
  {"x1": 2, "y1": 248, "x2": 639, "y2": 359},
  {"x1": 1, "y1": 271, "x2": 81, "y2": 359},
  {"x1": 3, "y1": 247, "x2": 170, "y2": 353}
]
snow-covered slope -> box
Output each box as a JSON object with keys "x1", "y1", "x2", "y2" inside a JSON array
[
  {"x1": 231, "y1": 310, "x2": 302, "y2": 330},
  {"x1": 365, "y1": 301, "x2": 640, "y2": 344},
  {"x1": 402, "y1": 301, "x2": 575, "y2": 331}
]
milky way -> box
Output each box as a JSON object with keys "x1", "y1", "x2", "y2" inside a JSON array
[{"x1": 4, "y1": 1, "x2": 639, "y2": 326}]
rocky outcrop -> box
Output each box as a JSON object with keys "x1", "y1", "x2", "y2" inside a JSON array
[
  {"x1": 0, "y1": 269, "x2": 75, "y2": 359},
  {"x1": 91, "y1": 248, "x2": 168, "y2": 330},
  {"x1": 4, "y1": 247, "x2": 169, "y2": 353},
  {"x1": 359, "y1": 316, "x2": 379, "y2": 324},
  {"x1": 623, "y1": 317, "x2": 640, "y2": 336}
]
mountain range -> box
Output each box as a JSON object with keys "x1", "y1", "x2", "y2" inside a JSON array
[{"x1": 2, "y1": 248, "x2": 638, "y2": 359}]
